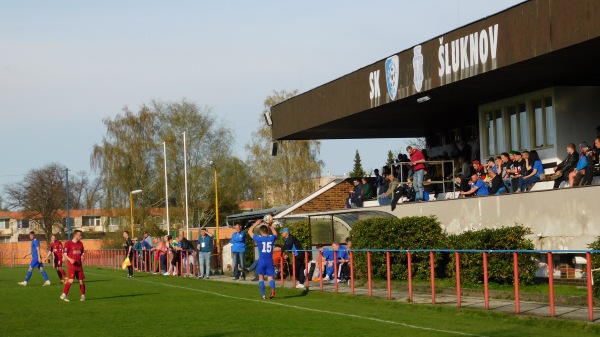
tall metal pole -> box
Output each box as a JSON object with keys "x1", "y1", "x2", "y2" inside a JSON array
[
  {"x1": 163, "y1": 142, "x2": 170, "y2": 235},
  {"x1": 130, "y1": 192, "x2": 134, "y2": 237},
  {"x1": 213, "y1": 163, "x2": 220, "y2": 255},
  {"x1": 65, "y1": 169, "x2": 70, "y2": 240},
  {"x1": 183, "y1": 132, "x2": 190, "y2": 238}
]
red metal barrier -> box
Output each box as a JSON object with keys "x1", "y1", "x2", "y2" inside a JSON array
[
  {"x1": 291, "y1": 252, "x2": 296, "y2": 287},
  {"x1": 483, "y1": 252, "x2": 489, "y2": 310},
  {"x1": 548, "y1": 252, "x2": 555, "y2": 317},
  {"x1": 280, "y1": 252, "x2": 285, "y2": 287},
  {"x1": 349, "y1": 251, "x2": 355, "y2": 295},
  {"x1": 430, "y1": 251, "x2": 435, "y2": 304},
  {"x1": 367, "y1": 251, "x2": 372, "y2": 297},
  {"x1": 407, "y1": 252, "x2": 413, "y2": 302},
  {"x1": 304, "y1": 251, "x2": 309, "y2": 290},
  {"x1": 333, "y1": 251, "x2": 338, "y2": 294},
  {"x1": 318, "y1": 251, "x2": 323, "y2": 292},
  {"x1": 586, "y1": 252, "x2": 593, "y2": 322},
  {"x1": 455, "y1": 252, "x2": 461, "y2": 307},
  {"x1": 513, "y1": 252, "x2": 520, "y2": 314},
  {"x1": 386, "y1": 251, "x2": 392, "y2": 300}
]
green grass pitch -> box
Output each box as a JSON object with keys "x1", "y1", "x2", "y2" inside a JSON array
[{"x1": 1, "y1": 267, "x2": 599, "y2": 337}]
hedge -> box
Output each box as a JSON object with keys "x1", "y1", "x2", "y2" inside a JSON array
[{"x1": 587, "y1": 238, "x2": 600, "y2": 296}]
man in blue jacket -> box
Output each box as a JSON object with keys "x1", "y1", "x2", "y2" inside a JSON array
[
  {"x1": 230, "y1": 223, "x2": 246, "y2": 281},
  {"x1": 197, "y1": 227, "x2": 213, "y2": 279}
]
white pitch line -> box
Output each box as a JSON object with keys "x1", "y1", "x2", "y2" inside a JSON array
[{"x1": 89, "y1": 272, "x2": 486, "y2": 337}]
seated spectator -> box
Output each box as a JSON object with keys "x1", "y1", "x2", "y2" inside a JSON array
[
  {"x1": 502, "y1": 152, "x2": 516, "y2": 192},
  {"x1": 472, "y1": 160, "x2": 486, "y2": 180},
  {"x1": 337, "y1": 238, "x2": 351, "y2": 283},
  {"x1": 460, "y1": 173, "x2": 489, "y2": 197},
  {"x1": 517, "y1": 150, "x2": 543, "y2": 192},
  {"x1": 569, "y1": 142, "x2": 592, "y2": 187},
  {"x1": 487, "y1": 168, "x2": 507, "y2": 194},
  {"x1": 347, "y1": 179, "x2": 363, "y2": 208},
  {"x1": 508, "y1": 152, "x2": 526, "y2": 193},
  {"x1": 422, "y1": 168, "x2": 435, "y2": 200},
  {"x1": 553, "y1": 143, "x2": 578, "y2": 188},
  {"x1": 373, "y1": 169, "x2": 383, "y2": 194},
  {"x1": 377, "y1": 172, "x2": 398, "y2": 206},
  {"x1": 358, "y1": 177, "x2": 374, "y2": 204},
  {"x1": 454, "y1": 175, "x2": 473, "y2": 197}
]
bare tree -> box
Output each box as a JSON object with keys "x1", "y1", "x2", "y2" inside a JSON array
[{"x1": 4, "y1": 163, "x2": 68, "y2": 242}]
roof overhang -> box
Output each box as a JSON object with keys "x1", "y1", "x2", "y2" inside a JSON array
[{"x1": 271, "y1": 0, "x2": 600, "y2": 140}]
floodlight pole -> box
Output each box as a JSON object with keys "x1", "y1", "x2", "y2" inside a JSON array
[
  {"x1": 183, "y1": 132, "x2": 190, "y2": 238},
  {"x1": 65, "y1": 169, "x2": 70, "y2": 240},
  {"x1": 130, "y1": 189, "x2": 142, "y2": 237},
  {"x1": 163, "y1": 141, "x2": 170, "y2": 235}
]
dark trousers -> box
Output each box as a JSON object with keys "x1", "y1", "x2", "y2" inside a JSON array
[
  {"x1": 127, "y1": 252, "x2": 133, "y2": 276},
  {"x1": 293, "y1": 255, "x2": 305, "y2": 284}
]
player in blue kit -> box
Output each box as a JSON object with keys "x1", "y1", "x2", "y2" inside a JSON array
[
  {"x1": 248, "y1": 215, "x2": 277, "y2": 299},
  {"x1": 18, "y1": 231, "x2": 51, "y2": 286}
]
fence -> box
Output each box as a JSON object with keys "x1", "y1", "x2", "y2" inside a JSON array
[{"x1": 2, "y1": 248, "x2": 598, "y2": 321}]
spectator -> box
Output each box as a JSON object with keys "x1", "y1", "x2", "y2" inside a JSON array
[
  {"x1": 358, "y1": 177, "x2": 374, "y2": 205},
  {"x1": 177, "y1": 234, "x2": 196, "y2": 277},
  {"x1": 132, "y1": 237, "x2": 143, "y2": 270},
  {"x1": 422, "y1": 168, "x2": 435, "y2": 200},
  {"x1": 337, "y1": 238, "x2": 352, "y2": 284},
  {"x1": 197, "y1": 227, "x2": 213, "y2": 279},
  {"x1": 407, "y1": 146, "x2": 426, "y2": 201},
  {"x1": 162, "y1": 235, "x2": 175, "y2": 275},
  {"x1": 151, "y1": 236, "x2": 168, "y2": 274},
  {"x1": 508, "y1": 151, "x2": 526, "y2": 193},
  {"x1": 517, "y1": 150, "x2": 543, "y2": 192},
  {"x1": 347, "y1": 179, "x2": 363, "y2": 208},
  {"x1": 321, "y1": 244, "x2": 336, "y2": 282},
  {"x1": 458, "y1": 140, "x2": 472, "y2": 163},
  {"x1": 494, "y1": 156, "x2": 503, "y2": 176},
  {"x1": 230, "y1": 223, "x2": 246, "y2": 281},
  {"x1": 553, "y1": 143, "x2": 578, "y2": 188},
  {"x1": 377, "y1": 172, "x2": 398, "y2": 206},
  {"x1": 487, "y1": 168, "x2": 507, "y2": 194},
  {"x1": 454, "y1": 175, "x2": 472, "y2": 197},
  {"x1": 460, "y1": 173, "x2": 489, "y2": 197},
  {"x1": 373, "y1": 169, "x2": 383, "y2": 194},
  {"x1": 378, "y1": 168, "x2": 390, "y2": 197},
  {"x1": 592, "y1": 137, "x2": 600, "y2": 165},
  {"x1": 569, "y1": 142, "x2": 591, "y2": 187},
  {"x1": 281, "y1": 225, "x2": 307, "y2": 289},
  {"x1": 140, "y1": 235, "x2": 152, "y2": 272},
  {"x1": 472, "y1": 160, "x2": 486, "y2": 180}
]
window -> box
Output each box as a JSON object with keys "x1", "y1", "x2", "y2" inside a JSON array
[
  {"x1": 545, "y1": 97, "x2": 555, "y2": 146},
  {"x1": 82, "y1": 216, "x2": 101, "y2": 227},
  {"x1": 62, "y1": 218, "x2": 75, "y2": 227},
  {"x1": 0, "y1": 237, "x2": 10, "y2": 243},
  {"x1": 0, "y1": 219, "x2": 8, "y2": 229},
  {"x1": 484, "y1": 109, "x2": 504, "y2": 156},
  {"x1": 109, "y1": 217, "x2": 120, "y2": 227},
  {"x1": 17, "y1": 219, "x2": 29, "y2": 229},
  {"x1": 508, "y1": 103, "x2": 528, "y2": 151}
]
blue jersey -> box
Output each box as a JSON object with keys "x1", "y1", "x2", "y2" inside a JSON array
[
  {"x1": 322, "y1": 248, "x2": 335, "y2": 261},
  {"x1": 31, "y1": 238, "x2": 40, "y2": 262},
  {"x1": 253, "y1": 234, "x2": 276, "y2": 261},
  {"x1": 338, "y1": 246, "x2": 349, "y2": 261}
]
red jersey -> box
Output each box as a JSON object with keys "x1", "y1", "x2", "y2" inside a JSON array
[
  {"x1": 410, "y1": 149, "x2": 426, "y2": 171},
  {"x1": 50, "y1": 241, "x2": 64, "y2": 260},
  {"x1": 63, "y1": 240, "x2": 85, "y2": 267}
]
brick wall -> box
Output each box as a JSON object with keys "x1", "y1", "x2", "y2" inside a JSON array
[{"x1": 291, "y1": 180, "x2": 353, "y2": 214}]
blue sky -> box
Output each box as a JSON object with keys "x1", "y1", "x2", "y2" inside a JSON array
[{"x1": 0, "y1": 0, "x2": 523, "y2": 195}]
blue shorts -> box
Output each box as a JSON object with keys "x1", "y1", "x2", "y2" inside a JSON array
[
  {"x1": 30, "y1": 260, "x2": 43, "y2": 269},
  {"x1": 256, "y1": 259, "x2": 274, "y2": 277}
]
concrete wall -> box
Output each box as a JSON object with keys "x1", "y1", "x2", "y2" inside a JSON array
[
  {"x1": 554, "y1": 86, "x2": 600, "y2": 154},
  {"x1": 369, "y1": 185, "x2": 600, "y2": 250}
]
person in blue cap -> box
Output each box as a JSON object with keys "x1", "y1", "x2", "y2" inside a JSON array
[{"x1": 281, "y1": 227, "x2": 306, "y2": 289}]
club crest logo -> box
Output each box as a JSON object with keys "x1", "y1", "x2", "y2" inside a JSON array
[
  {"x1": 413, "y1": 45, "x2": 424, "y2": 92},
  {"x1": 385, "y1": 55, "x2": 399, "y2": 101}
]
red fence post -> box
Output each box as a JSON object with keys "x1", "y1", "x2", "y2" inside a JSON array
[
  {"x1": 513, "y1": 252, "x2": 520, "y2": 314},
  {"x1": 407, "y1": 252, "x2": 413, "y2": 302},
  {"x1": 334, "y1": 250, "x2": 338, "y2": 294},
  {"x1": 455, "y1": 252, "x2": 461, "y2": 307},
  {"x1": 349, "y1": 251, "x2": 355, "y2": 295},
  {"x1": 386, "y1": 251, "x2": 392, "y2": 300},
  {"x1": 483, "y1": 252, "x2": 489, "y2": 310},
  {"x1": 319, "y1": 251, "x2": 323, "y2": 292},
  {"x1": 367, "y1": 251, "x2": 372, "y2": 297},
  {"x1": 304, "y1": 251, "x2": 309, "y2": 290},
  {"x1": 282, "y1": 252, "x2": 287, "y2": 287},
  {"x1": 586, "y1": 252, "x2": 594, "y2": 322},
  {"x1": 548, "y1": 252, "x2": 555, "y2": 317},
  {"x1": 430, "y1": 251, "x2": 435, "y2": 304}
]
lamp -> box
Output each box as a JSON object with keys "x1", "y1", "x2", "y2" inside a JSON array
[
  {"x1": 129, "y1": 189, "x2": 142, "y2": 237},
  {"x1": 416, "y1": 95, "x2": 430, "y2": 103}
]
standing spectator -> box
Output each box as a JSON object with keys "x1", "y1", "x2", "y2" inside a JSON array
[
  {"x1": 45, "y1": 234, "x2": 67, "y2": 283},
  {"x1": 18, "y1": 231, "x2": 51, "y2": 286},
  {"x1": 247, "y1": 218, "x2": 278, "y2": 299},
  {"x1": 553, "y1": 143, "x2": 578, "y2": 188},
  {"x1": 140, "y1": 235, "x2": 153, "y2": 272},
  {"x1": 407, "y1": 146, "x2": 426, "y2": 201},
  {"x1": 165, "y1": 235, "x2": 180, "y2": 276},
  {"x1": 197, "y1": 227, "x2": 213, "y2": 279},
  {"x1": 151, "y1": 236, "x2": 167, "y2": 274},
  {"x1": 357, "y1": 177, "x2": 373, "y2": 206},
  {"x1": 133, "y1": 237, "x2": 142, "y2": 270},
  {"x1": 517, "y1": 150, "x2": 543, "y2": 192},
  {"x1": 60, "y1": 230, "x2": 86, "y2": 302},
  {"x1": 230, "y1": 223, "x2": 246, "y2": 281},
  {"x1": 177, "y1": 234, "x2": 196, "y2": 277},
  {"x1": 123, "y1": 231, "x2": 134, "y2": 278},
  {"x1": 281, "y1": 225, "x2": 307, "y2": 289}
]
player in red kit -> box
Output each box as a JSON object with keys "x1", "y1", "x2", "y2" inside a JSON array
[
  {"x1": 45, "y1": 234, "x2": 67, "y2": 283},
  {"x1": 60, "y1": 230, "x2": 86, "y2": 302}
]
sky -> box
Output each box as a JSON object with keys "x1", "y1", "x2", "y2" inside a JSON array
[{"x1": 0, "y1": 0, "x2": 524, "y2": 199}]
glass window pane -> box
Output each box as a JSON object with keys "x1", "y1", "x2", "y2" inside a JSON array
[
  {"x1": 533, "y1": 99, "x2": 543, "y2": 147},
  {"x1": 509, "y1": 107, "x2": 518, "y2": 151},
  {"x1": 545, "y1": 97, "x2": 555, "y2": 146},
  {"x1": 495, "y1": 110, "x2": 505, "y2": 154},
  {"x1": 518, "y1": 104, "x2": 529, "y2": 150},
  {"x1": 486, "y1": 112, "x2": 495, "y2": 155}
]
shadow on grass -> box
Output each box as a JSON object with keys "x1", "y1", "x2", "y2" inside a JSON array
[
  {"x1": 278, "y1": 290, "x2": 310, "y2": 299},
  {"x1": 89, "y1": 292, "x2": 160, "y2": 301},
  {"x1": 83, "y1": 279, "x2": 109, "y2": 283}
]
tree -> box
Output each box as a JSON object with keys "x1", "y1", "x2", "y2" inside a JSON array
[
  {"x1": 349, "y1": 150, "x2": 367, "y2": 178},
  {"x1": 91, "y1": 99, "x2": 255, "y2": 232},
  {"x1": 386, "y1": 150, "x2": 395, "y2": 167},
  {"x1": 246, "y1": 90, "x2": 323, "y2": 206},
  {"x1": 3, "y1": 163, "x2": 68, "y2": 242}
]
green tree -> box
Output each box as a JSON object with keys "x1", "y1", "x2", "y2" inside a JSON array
[
  {"x1": 386, "y1": 150, "x2": 395, "y2": 167},
  {"x1": 349, "y1": 150, "x2": 367, "y2": 178},
  {"x1": 246, "y1": 90, "x2": 323, "y2": 206}
]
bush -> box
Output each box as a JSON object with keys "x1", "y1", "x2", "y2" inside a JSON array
[
  {"x1": 350, "y1": 216, "x2": 446, "y2": 280},
  {"x1": 587, "y1": 238, "x2": 600, "y2": 297},
  {"x1": 244, "y1": 221, "x2": 311, "y2": 267},
  {"x1": 445, "y1": 225, "x2": 537, "y2": 285}
]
